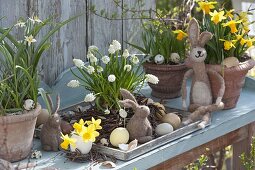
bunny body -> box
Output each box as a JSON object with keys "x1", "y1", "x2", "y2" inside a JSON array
[
  {"x1": 119, "y1": 89, "x2": 153, "y2": 143},
  {"x1": 40, "y1": 95, "x2": 62, "y2": 151},
  {"x1": 182, "y1": 18, "x2": 225, "y2": 128}
]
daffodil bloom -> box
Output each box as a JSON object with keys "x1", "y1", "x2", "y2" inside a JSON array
[
  {"x1": 225, "y1": 9, "x2": 234, "y2": 18},
  {"x1": 246, "y1": 38, "x2": 255, "y2": 47},
  {"x1": 209, "y1": 10, "x2": 226, "y2": 24},
  {"x1": 25, "y1": 35, "x2": 36, "y2": 46},
  {"x1": 239, "y1": 12, "x2": 249, "y2": 22},
  {"x1": 220, "y1": 39, "x2": 236, "y2": 50},
  {"x1": 197, "y1": 1, "x2": 217, "y2": 14},
  {"x1": 73, "y1": 119, "x2": 85, "y2": 135},
  {"x1": 240, "y1": 38, "x2": 247, "y2": 46},
  {"x1": 85, "y1": 117, "x2": 102, "y2": 130},
  {"x1": 222, "y1": 20, "x2": 242, "y2": 33},
  {"x1": 60, "y1": 133, "x2": 76, "y2": 150},
  {"x1": 82, "y1": 124, "x2": 100, "y2": 142},
  {"x1": 173, "y1": 30, "x2": 188, "y2": 41}
]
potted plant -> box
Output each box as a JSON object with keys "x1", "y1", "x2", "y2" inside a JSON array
[
  {"x1": 0, "y1": 15, "x2": 77, "y2": 162},
  {"x1": 127, "y1": 20, "x2": 188, "y2": 99},
  {"x1": 192, "y1": 0, "x2": 255, "y2": 109}
]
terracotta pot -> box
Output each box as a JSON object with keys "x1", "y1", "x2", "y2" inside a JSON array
[
  {"x1": 0, "y1": 104, "x2": 41, "y2": 162},
  {"x1": 143, "y1": 63, "x2": 187, "y2": 99},
  {"x1": 207, "y1": 59, "x2": 255, "y2": 109}
]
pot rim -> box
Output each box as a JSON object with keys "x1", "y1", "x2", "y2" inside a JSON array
[
  {"x1": 206, "y1": 59, "x2": 255, "y2": 73},
  {"x1": 143, "y1": 62, "x2": 187, "y2": 71},
  {"x1": 0, "y1": 104, "x2": 41, "y2": 123}
]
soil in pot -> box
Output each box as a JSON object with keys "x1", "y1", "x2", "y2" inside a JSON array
[
  {"x1": 143, "y1": 63, "x2": 187, "y2": 99},
  {"x1": 207, "y1": 59, "x2": 255, "y2": 109},
  {"x1": 0, "y1": 104, "x2": 41, "y2": 162}
]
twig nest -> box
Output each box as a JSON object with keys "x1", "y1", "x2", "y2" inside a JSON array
[
  {"x1": 36, "y1": 109, "x2": 50, "y2": 127},
  {"x1": 23, "y1": 99, "x2": 35, "y2": 110},
  {"x1": 170, "y1": 53, "x2": 180, "y2": 64},
  {"x1": 61, "y1": 120, "x2": 74, "y2": 135},
  {"x1": 110, "y1": 127, "x2": 129, "y2": 147},
  {"x1": 155, "y1": 123, "x2": 174, "y2": 136},
  {"x1": 161, "y1": 112, "x2": 181, "y2": 129},
  {"x1": 223, "y1": 57, "x2": 239, "y2": 68},
  {"x1": 154, "y1": 54, "x2": 165, "y2": 64},
  {"x1": 70, "y1": 134, "x2": 92, "y2": 154}
]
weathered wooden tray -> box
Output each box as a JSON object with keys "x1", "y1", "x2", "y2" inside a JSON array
[{"x1": 92, "y1": 107, "x2": 211, "y2": 161}]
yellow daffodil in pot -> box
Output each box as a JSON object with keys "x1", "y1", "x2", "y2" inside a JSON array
[
  {"x1": 189, "y1": 1, "x2": 255, "y2": 109},
  {"x1": 0, "y1": 15, "x2": 77, "y2": 162}
]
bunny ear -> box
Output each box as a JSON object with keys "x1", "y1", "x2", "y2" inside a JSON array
[
  {"x1": 188, "y1": 18, "x2": 200, "y2": 46},
  {"x1": 120, "y1": 88, "x2": 137, "y2": 104},
  {"x1": 199, "y1": 31, "x2": 213, "y2": 47},
  {"x1": 119, "y1": 99, "x2": 138, "y2": 109}
]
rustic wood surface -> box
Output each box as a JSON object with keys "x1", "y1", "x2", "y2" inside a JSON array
[{"x1": 0, "y1": 0, "x2": 155, "y2": 85}]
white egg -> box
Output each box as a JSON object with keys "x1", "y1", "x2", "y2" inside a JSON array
[
  {"x1": 154, "y1": 54, "x2": 165, "y2": 64},
  {"x1": 110, "y1": 127, "x2": 129, "y2": 147},
  {"x1": 23, "y1": 99, "x2": 35, "y2": 111},
  {"x1": 70, "y1": 134, "x2": 92, "y2": 154},
  {"x1": 155, "y1": 123, "x2": 173, "y2": 136},
  {"x1": 170, "y1": 53, "x2": 180, "y2": 64}
]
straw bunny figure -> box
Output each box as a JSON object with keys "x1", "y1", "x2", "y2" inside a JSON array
[
  {"x1": 40, "y1": 94, "x2": 62, "y2": 151},
  {"x1": 182, "y1": 18, "x2": 225, "y2": 128},
  {"x1": 119, "y1": 89, "x2": 153, "y2": 143}
]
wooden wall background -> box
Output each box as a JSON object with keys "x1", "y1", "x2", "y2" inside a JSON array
[{"x1": 0, "y1": 0, "x2": 155, "y2": 85}]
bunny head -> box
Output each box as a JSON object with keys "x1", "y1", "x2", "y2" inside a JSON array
[
  {"x1": 119, "y1": 88, "x2": 150, "y2": 118},
  {"x1": 188, "y1": 18, "x2": 213, "y2": 63},
  {"x1": 48, "y1": 113, "x2": 61, "y2": 128}
]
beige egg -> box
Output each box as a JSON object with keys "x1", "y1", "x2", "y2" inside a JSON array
[
  {"x1": 110, "y1": 127, "x2": 129, "y2": 147},
  {"x1": 223, "y1": 57, "x2": 239, "y2": 68},
  {"x1": 161, "y1": 113, "x2": 181, "y2": 129},
  {"x1": 155, "y1": 123, "x2": 174, "y2": 136},
  {"x1": 36, "y1": 109, "x2": 50, "y2": 127}
]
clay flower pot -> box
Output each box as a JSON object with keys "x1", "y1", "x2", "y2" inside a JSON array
[
  {"x1": 143, "y1": 62, "x2": 187, "y2": 99},
  {"x1": 207, "y1": 59, "x2": 255, "y2": 109},
  {"x1": 0, "y1": 104, "x2": 41, "y2": 162}
]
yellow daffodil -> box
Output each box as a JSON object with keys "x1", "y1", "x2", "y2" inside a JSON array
[
  {"x1": 73, "y1": 119, "x2": 85, "y2": 135},
  {"x1": 239, "y1": 12, "x2": 249, "y2": 22},
  {"x1": 220, "y1": 39, "x2": 236, "y2": 50},
  {"x1": 222, "y1": 20, "x2": 242, "y2": 33},
  {"x1": 197, "y1": 1, "x2": 217, "y2": 14},
  {"x1": 25, "y1": 35, "x2": 36, "y2": 46},
  {"x1": 209, "y1": 10, "x2": 226, "y2": 24},
  {"x1": 240, "y1": 38, "x2": 247, "y2": 46},
  {"x1": 246, "y1": 38, "x2": 255, "y2": 47},
  {"x1": 60, "y1": 133, "x2": 76, "y2": 150},
  {"x1": 173, "y1": 30, "x2": 188, "y2": 41},
  {"x1": 225, "y1": 9, "x2": 235, "y2": 18},
  {"x1": 85, "y1": 117, "x2": 102, "y2": 130},
  {"x1": 82, "y1": 124, "x2": 100, "y2": 142}
]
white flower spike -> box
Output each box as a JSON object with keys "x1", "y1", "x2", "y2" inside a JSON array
[
  {"x1": 88, "y1": 45, "x2": 98, "y2": 53},
  {"x1": 73, "y1": 59, "x2": 85, "y2": 68},
  {"x1": 87, "y1": 65, "x2": 95, "y2": 74},
  {"x1": 108, "y1": 44, "x2": 116, "y2": 54},
  {"x1": 25, "y1": 35, "x2": 36, "y2": 46},
  {"x1": 124, "y1": 65, "x2": 132, "y2": 72},
  {"x1": 108, "y1": 74, "x2": 116, "y2": 82},
  {"x1": 112, "y1": 40, "x2": 121, "y2": 51},
  {"x1": 84, "y1": 93, "x2": 96, "y2": 102},
  {"x1": 67, "y1": 80, "x2": 80, "y2": 88},
  {"x1": 130, "y1": 55, "x2": 139, "y2": 64},
  {"x1": 122, "y1": 49, "x2": 129, "y2": 58},
  {"x1": 89, "y1": 55, "x2": 98, "y2": 63},
  {"x1": 145, "y1": 74, "x2": 159, "y2": 84},
  {"x1": 102, "y1": 55, "x2": 110, "y2": 64}
]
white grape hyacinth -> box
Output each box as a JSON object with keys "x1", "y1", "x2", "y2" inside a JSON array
[
  {"x1": 97, "y1": 66, "x2": 103, "y2": 73},
  {"x1": 88, "y1": 45, "x2": 98, "y2": 53},
  {"x1": 73, "y1": 59, "x2": 85, "y2": 68},
  {"x1": 145, "y1": 74, "x2": 159, "y2": 84},
  {"x1": 108, "y1": 74, "x2": 116, "y2": 82},
  {"x1": 102, "y1": 55, "x2": 110, "y2": 64},
  {"x1": 67, "y1": 80, "x2": 80, "y2": 88},
  {"x1": 89, "y1": 55, "x2": 98, "y2": 63},
  {"x1": 87, "y1": 65, "x2": 95, "y2": 74},
  {"x1": 119, "y1": 109, "x2": 127, "y2": 118},
  {"x1": 124, "y1": 65, "x2": 132, "y2": 72},
  {"x1": 84, "y1": 93, "x2": 96, "y2": 102},
  {"x1": 87, "y1": 51, "x2": 94, "y2": 59},
  {"x1": 130, "y1": 55, "x2": 139, "y2": 64},
  {"x1": 108, "y1": 44, "x2": 116, "y2": 54},
  {"x1": 112, "y1": 40, "x2": 121, "y2": 51},
  {"x1": 122, "y1": 49, "x2": 129, "y2": 58}
]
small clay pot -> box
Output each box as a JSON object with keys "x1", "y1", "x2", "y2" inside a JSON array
[
  {"x1": 143, "y1": 63, "x2": 187, "y2": 99},
  {"x1": 207, "y1": 59, "x2": 255, "y2": 109},
  {"x1": 0, "y1": 104, "x2": 41, "y2": 162}
]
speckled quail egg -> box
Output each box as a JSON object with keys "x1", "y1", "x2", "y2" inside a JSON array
[
  {"x1": 154, "y1": 54, "x2": 165, "y2": 64},
  {"x1": 23, "y1": 99, "x2": 35, "y2": 111},
  {"x1": 170, "y1": 53, "x2": 180, "y2": 64}
]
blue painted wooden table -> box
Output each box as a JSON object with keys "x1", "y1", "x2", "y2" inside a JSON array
[{"x1": 17, "y1": 70, "x2": 255, "y2": 169}]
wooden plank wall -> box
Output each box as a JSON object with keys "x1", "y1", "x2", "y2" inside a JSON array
[{"x1": 0, "y1": 0, "x2": 155, "y2": 85}]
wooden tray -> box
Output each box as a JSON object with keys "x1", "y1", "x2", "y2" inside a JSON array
[{"x1": 92, "y1": 107, "x2": 211, "y2": 161}]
